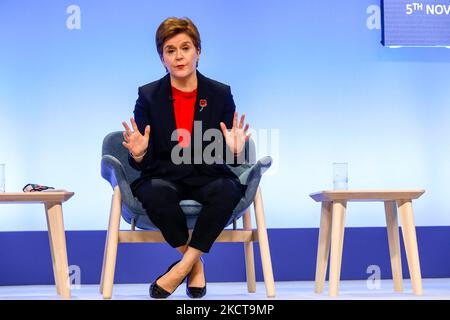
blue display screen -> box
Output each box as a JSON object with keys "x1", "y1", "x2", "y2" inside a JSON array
[{"x1": 382, "y1": 0, "x2": 450, "y2": 46}]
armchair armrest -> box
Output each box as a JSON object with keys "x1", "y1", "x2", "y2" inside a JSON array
[
  {"x1": 101, "y1": 155, "x2": 143, "y2": 213},
  {"x1": 239, "y1": 156, "x2": 272, "y2": 186},
  {"x1": 232, "y1": 156, "x2": 272, "y2": 214}
]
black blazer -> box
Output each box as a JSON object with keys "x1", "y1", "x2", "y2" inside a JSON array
[{"x1": 129, "y1": 71, "x2": 241, "y2": 191}]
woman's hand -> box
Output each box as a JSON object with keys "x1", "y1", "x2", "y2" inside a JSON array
[
  {"x1": 122, "y1": 117, "x2": 150, "y2": 159},
  {"x1": 220, "y1": 112, "x2": 251, "y2": 156}
]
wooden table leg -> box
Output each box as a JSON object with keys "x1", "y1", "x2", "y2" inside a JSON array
[
  {"x1": 315, "y1": 201, "x2": 332, "y2": 293},
  {"x1": 384, "y1": 200, "x2": 404, "y2": 292},
  {"x1": 45, "y1": 202, "x2": 71, "y2": 299},
  {"x1": 45, "y1": 204, "x2": 60, "y2": 295},
  {"x1": 397, "y1": 200, "x2": 423, "y2": 295},
  {"x1": 329, "y1": 200, "x2": 347, "y2": 296}
]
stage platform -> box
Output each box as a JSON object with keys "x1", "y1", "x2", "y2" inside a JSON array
[{"x1": 1, "y1": 279, "x2": 449, "y2": 300}]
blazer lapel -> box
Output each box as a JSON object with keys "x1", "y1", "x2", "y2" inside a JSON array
[
  {"x1": 154, "y1": 71, "x2": 214, "y2": 149},
  {"x1": 193, "y1": 71, "x2": 213, "y2": 130},
  {"x1": 155, "y1": 73, "x2": 177, "y2": 146}
]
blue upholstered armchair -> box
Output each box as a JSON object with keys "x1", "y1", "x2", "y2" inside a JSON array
[{"x1": 99, "y1": 131, "x2": 275, "y2": 298}]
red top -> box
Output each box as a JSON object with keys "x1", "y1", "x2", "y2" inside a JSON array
[{"x1": 171, "y1": 86, "x2": 197, "y2": 148}]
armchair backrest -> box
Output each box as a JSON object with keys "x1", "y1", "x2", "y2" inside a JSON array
[{"x1": 101, "y1": 131, "x2": 257, "y2": 182}]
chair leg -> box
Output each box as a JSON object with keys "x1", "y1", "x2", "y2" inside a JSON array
[
  {"x1": 329, "y1": 200, "x2": 346, "y2": 297},
  {"x1": 397, "y1": 200, "x2": 423, "y2": 295},
  {"x1": 100, "y1": 186, "x2": 122, "y2": 299},
  {"x1": 384, "y1": 200, "x2": 403, "y2": 292},
  {"x1": 243, "y1": 208, "x2": 256, "y2": 293},
  {"x1": 253, "y1": 187, "x2": 276, "y2": 297},
  {"x1": 315, "y1": 201, "x2": 332, "y2": 293}
]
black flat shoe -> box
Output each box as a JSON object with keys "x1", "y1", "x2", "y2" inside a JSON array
[
  {"x1": 149, "y1": 260, "x2": 186, "y2": 299},
  {"x1": 186, "y1": 257, "x2": 207, "y2": 298}
]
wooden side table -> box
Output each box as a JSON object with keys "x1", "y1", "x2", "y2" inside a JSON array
[
  {"x1": 310, "y1": 190, "x2": 425, "y2": 296},
  {"x1": 0, "y1": 192, "x2": 74, "y2": 299}
]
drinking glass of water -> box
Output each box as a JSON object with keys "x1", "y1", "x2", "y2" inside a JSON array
[
  {"x1": 333, "y1": 162, "x2": 348, "y2": 190},
  {"x1": 0, "y1": 164, "x2": 5, "y2": 192}
]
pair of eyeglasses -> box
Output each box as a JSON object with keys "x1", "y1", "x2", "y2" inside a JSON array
[{"x1": 22, "y1": 183, "x2": 55, "y2": 192}]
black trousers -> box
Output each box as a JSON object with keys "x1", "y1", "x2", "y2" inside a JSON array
[{"x1": 133, "y1": 171, "x2": 245, "y2": 253}]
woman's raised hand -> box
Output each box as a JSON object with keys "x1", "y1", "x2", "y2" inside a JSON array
[
  {"x1": 122, "y1": 117, "x2": 150, "y2": 158},
  {"x1": 220, "y1": 112, "x2": 251, "y2": 155}
]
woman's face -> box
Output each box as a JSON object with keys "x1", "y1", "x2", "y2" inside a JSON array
[{"x1": 161, "y1": 33, "x2": 200, "y2": 80}]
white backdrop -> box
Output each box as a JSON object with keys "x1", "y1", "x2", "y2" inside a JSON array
[{"x1": 1, "y1": 0, "x2": 450, "y2": 231}]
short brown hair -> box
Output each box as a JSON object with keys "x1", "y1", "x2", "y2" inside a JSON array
[{"x1": 155, "y1": 17, "x2": 201, "y2": 58}]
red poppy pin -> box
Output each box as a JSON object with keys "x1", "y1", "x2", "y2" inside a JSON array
[{"x1": 199, "y1": 99, "x2": 207, "y2": 111}]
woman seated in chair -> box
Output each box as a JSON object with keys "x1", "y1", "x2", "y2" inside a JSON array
[{"x1": 121, "y1": 17, "x2": 250, "y2": 299}]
